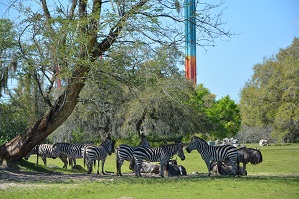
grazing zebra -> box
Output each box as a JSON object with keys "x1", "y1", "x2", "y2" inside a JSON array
[
  {"x1": 83, "y1": 138, "x2": 116, "y2": 174},
  {"x1": 25, "y1": 144, "x2": 68, "y2": 169},
  {"x1": 186, "y1": 136, "x2": 238, "y2": 176},
  {"x1": 133, "y1": 143, "x2": 185, "y2": 177},
  {"x1": 116, "y1": 135, "x2": 150, "y2": 176},
  {"x1": 52, "y1": 142, "x2": 92, "y2": 168}
]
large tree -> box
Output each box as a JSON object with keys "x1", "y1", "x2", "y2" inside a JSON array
[
  {"x1": 0, "y1": 0, "x2": 232, "y2": 161},
  {"x1": 239, "y1": 37, "x2": 299, "y2": 142}
]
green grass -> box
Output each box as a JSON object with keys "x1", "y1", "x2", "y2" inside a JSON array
[{"x1": 1, "y1": 144, "x2": 299, "y2": 199}]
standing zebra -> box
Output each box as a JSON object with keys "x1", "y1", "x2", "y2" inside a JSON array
[
  {"x1": 186, "y1": 136, "x2": 238, "y2": 176},
  {"x1": 52, "y1": 142, "x2": 92, "y2": 168},
  {"x1": 133, "y1": 143, "x2": 185, "y2": 177},
  {"x1": 25, "y1": 144, "x2": 68, "y2": 169},
  {"x1": 116, "y1": 135, "x2": 150, "y2": 176},
  {"x1": 83, "y1": 138, "x2": 116, "y2": 174}
]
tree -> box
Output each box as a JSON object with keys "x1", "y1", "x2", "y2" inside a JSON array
[
  {"x1": 239, "y1": 37, "x2": 299, "y2": 142},
  {"x1": 206, "y1": 95, "x2": 241, "y2": 139},
  {"x1": 51, "y1": 44, "x2": 209, "y2": 143},
  {"x1": 0, "y1": 0, "x2": 233, "y2": 161},
  {"x1": 0, "y1": 19, "x2": 17, "y2": 97}
]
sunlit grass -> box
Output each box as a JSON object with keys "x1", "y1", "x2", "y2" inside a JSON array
[{"x1": 1, "y1": 143, "x2": 299, "y2": 199}]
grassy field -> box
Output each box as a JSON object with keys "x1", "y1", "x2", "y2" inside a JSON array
[{"x1": 1, "y1": 143, "x2": 298, "y2": 199}]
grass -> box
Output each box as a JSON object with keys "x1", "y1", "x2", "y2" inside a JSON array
[{"x1": 1, "y1": 143, "x2": 299, "y2": 199}]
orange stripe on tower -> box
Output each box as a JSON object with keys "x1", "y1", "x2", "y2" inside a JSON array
[{"x1": 185, "y1": 56, "x2": 197, "y2": 84}]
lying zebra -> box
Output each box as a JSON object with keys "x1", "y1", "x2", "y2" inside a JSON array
[{"x1": 133, "y1": 143, "x2": 185, "y2": 177}]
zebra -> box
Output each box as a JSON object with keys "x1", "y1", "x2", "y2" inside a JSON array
[
  {"x1": 83, "y1": 138, "x2": 116, "y2": 174},
  {"x1": 186, "y1": 136, "x2": 238, "y2": 176},
  {"x1": 25, "y1": 144, "x2": 68, "y2": 169},
  {"x1": 52, "y1": 142, "x2": 92, "y2": 168},
  {"x1": 133, "y1": 143, "x2": 185, "y2": 177},
  {"x1": 116, "y1": 135, "x2": 150, "y2": 176}
]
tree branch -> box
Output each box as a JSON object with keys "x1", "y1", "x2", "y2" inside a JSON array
[{"x1": 95, "y1": 0, "x2": 149, "y2": 57}]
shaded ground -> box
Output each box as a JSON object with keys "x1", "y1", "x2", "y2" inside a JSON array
[{"x1": 0, "y1": 163, "x2": 170, "y2": 189}]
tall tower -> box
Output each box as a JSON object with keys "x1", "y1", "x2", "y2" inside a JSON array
[{"x1": 184, "y1": 0, "x2": 197, "y2": 84}]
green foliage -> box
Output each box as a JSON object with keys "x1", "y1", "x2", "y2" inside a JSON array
[
  {"x1": 52, "y1": 44, "x2": 209, "y2": 142},
  {"x1": 207, "y1": 96, "x2": 241, "y2": 139},
  {"x1": 240, "y1": 37, "x2": 299, "y2": 142},
  {"x1": 190, "y1": 85, "x2": 241, "y2": 139},
  {"x1": 0, "y1": 103, "x2": 28, "y2": 144},
  {"x1": 0, "y1": 18, "x2": 18, "y2": 97}
]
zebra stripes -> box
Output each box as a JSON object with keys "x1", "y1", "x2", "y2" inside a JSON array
[
  {"x1": 83, "y1": 138, "x2": 116, "y2": 174},
  {"x1": 52, "y1": 142, "x2": 92, "y2": 168},
  {"x1": 186, "y1": 136, "x2": 238, "y2": 176},
  {"x1": 25, "y1": 144, "x2": 68, "y2": 169},
  {"x1": 133, "y1": 143, "x2": 185, "y2": 177},
  {"x1": 116, "y1": 137, "x2": 150, "y2": 176}
]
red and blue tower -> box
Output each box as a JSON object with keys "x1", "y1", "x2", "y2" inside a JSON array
[{"x1": 185, "y1": 0, "x2": 197, "y2": 84}]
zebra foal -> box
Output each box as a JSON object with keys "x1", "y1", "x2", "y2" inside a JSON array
[
  {"x1": 116, "y1": 135, "x2": 150, "y2": 176},
  {"x1": 186, "y1": 136, "x2": 238, "y2": 176},
  {"x1": 83, "y1": 138, "x2": 116, "y2": 174},
  {"x1": 133, "y1": 143, "x2": 185, "y2": 177}
]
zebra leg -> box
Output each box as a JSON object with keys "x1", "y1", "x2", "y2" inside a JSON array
[
  {"x1": 116, "y1": 157, "x2": 124, "y2": 176},
  {"x1": 42, "y1": 157, "x2": 47, "y2": 166},
  {"x1": 160, "y1": 162, "x2": 165, "y2": 177},
  {"x1": 73, "y1": 158, "x2": 77, "y2": 169},
  {"x1": 228, "y1": 159, "x2": 237, "y2": 176},
  {"x1": 87, "y1": 160, "x2": 92, "y2": 174},
  {"x1": 97, "y1": 160, "x2": 100, "y2": 174},
  {"x1": 205, "y1": 160, "x2": 211, "y2": 177},
  {"x1": 101, "y1": 160, "x2": 106, "y2": 175},
  {"x1": 134, "y1": 160, "x2": 142, "y2": 177},
  {"x1": 59, "y1": 155, "x2": 68, "y2": 169}
]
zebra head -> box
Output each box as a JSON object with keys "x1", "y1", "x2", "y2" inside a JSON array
[
  {"x1": 186, "y1": 136, "x2": 207, "y2": 153},
  {"x1": 25, "y1": 145, "x2": 38, "y2": 160},
  {"x1": 139, "y1": 137, "x2": 150, "y2": 148},
  {"x1": 176, "y1": 143, "x2": 186, "y2": 161},
  {"x1": 101, "y1": 138, "x2": 116, "y2": 155},
  {"x1": 52, "y1": 142, "x2": 70, "y2": 158},
  {"x1": 110, "y1": 139, "x2": 116, "y2": 154}
]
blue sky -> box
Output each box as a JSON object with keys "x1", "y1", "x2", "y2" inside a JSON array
[
  {"x1": 196, "y1": 0, "x2": 299, "y2": 102},
  {"x1": 1, "y1": 1, "x2": 298, "y2": 102}
]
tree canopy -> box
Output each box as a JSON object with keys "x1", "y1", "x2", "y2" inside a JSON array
[
  {"x1": 239, "y1": 37, "x2": 299, "y2": 142},
  {"x1": 0, "y1": 0, "x2": 234, "y2": 161}
]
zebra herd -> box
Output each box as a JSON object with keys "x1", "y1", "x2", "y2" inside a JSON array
[{"x1": 25, "y1": 135, "x2": 262, "y2": 177}]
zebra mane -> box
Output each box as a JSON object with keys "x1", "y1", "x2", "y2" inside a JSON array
[
  {"x1": 193, "y1": 136, "x2": 209, "y2": 147},
  {"x1": 53, "y1": 142, "x2": 70, "y2": 147},
  {"x1": 160, "y1": 143, "x2": 181, "y2": 149}
]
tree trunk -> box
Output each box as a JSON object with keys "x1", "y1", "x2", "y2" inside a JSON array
[{"x1": 0, "y1": 67, "x2": 87, "y2": 161}]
